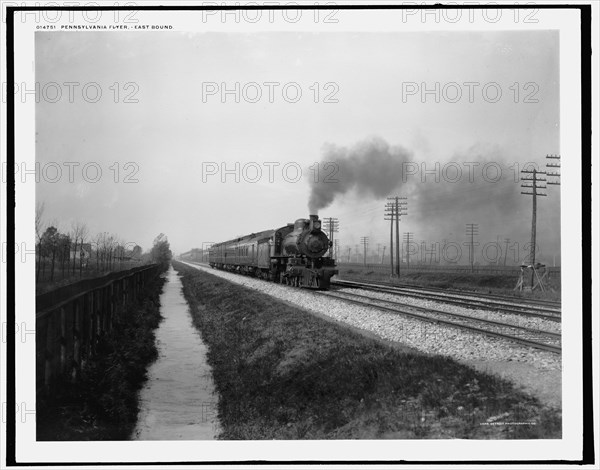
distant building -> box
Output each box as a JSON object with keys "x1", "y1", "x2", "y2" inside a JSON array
[
  {"x1": 70, "y1": 243, "x2": 92, "y2": 261},
  {"x1": 130, "y1": 245, "x2": 143, "y2": 260}
]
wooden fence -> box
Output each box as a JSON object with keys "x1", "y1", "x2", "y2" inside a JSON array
[{"x1": 36, "y1": 264, "x2": 161, "y2": 398}]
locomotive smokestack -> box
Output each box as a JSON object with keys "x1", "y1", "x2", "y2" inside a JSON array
[{"x1": 309, "y1": 214, "x2": 321, "y2": 233}]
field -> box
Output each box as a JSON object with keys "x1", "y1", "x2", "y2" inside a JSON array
[
  {"x1": 335, "y1": 264, "x2": 562, "y2": 301},
  {"x1": 35, "y1": 260, "x2": 149, "y2": 295},
  {"x1": 173, "y1": 261, "x2": 561, "y2": 439}
]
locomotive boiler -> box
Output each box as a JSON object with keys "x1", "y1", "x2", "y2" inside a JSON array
[{"x1": 208, "y1": 214, "x2": 338, "y2": 289}]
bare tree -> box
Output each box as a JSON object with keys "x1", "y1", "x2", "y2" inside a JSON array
[
  {"x1": 95, "y1": 232, "x2": 105, "y2": 272},
  {"x1": 151, "y1": 233, "x2": 172, "y2": 270},
  {"x1": 58, "y1": 233, "x2": 71, "y2": 279},
  {"x1": 108, "y1": 234, "x2": 116, "y2": 271},
  {"x1": 40, "y1": 226, "x2": 59, "y2": 282},
  {"x1": 78, "y1": 223, "x2": 89, "y2": 276},
  {"x1": 113, "y1": 237, "x2": 124, "y2": 270},
  {"x1": 38, "y1": 214, "x2": 138, "y2": 284},
  {"x1": 35, "y1": 202, "x2": 45, "y2": 282},
  {"x1": 35, "y1": 202, "x2": 45, "y2": 239},
  {"x1": 71, "y1": 220, "x2": 88, "y2": 276},
  {"x1": 48, "y1": 219, "x2": 61, "y2": 281},
  {"x1": 95, "y1": 232, "x2": 115, "y2": 272}
]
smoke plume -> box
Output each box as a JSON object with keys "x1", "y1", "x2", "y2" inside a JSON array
[
  {"x1": 306, "y1": 138, "x2": 561, "y2": 263},
  {"x1": 308, "y1": 137, "x2": 413, "y2": 213}
]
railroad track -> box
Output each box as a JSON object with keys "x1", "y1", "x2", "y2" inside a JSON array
[
  {"x1": 317, "y1": 289, "x2": 561, "y2": 354},
  {"x1": 331, "y1": 279, "x2": 561, "y2": 321},
  {"x1": 336, "y1": 277, "x2": 561, "y2": 309}
]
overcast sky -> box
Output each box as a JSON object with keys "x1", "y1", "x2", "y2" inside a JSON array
[{"x1": 36, "y1": 30, "x2": 560, "y2": 264}]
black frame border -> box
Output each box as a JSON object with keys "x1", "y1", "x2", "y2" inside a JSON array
[{"x1": 4, "y1": 2, "x2": 594, "y2": 466}]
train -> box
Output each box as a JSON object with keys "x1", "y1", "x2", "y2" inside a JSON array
[{"x1": 208, "y1": 214, "x2": 338, "y2": 289}]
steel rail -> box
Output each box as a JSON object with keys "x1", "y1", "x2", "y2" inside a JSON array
[
  {"x1": 335, "y1": 277, "x2": 561, "y2": 308},
  {"x1": 330, "y1": 289, "x2": 560, "y2": 338},
  {"x1": 332, "y1": 280, "x2": 561, "y2": 321},
  {"x1": 317, "y1": 290, "x2": 561, "y2": 355}
]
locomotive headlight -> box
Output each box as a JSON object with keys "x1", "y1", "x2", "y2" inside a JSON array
[{"x1": 313, "y1": 221, "x2": 321, "y2": 230}]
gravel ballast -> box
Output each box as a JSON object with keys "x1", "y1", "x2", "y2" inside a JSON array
[
  {"x1": 174, "y1": 261, "x2": 562, "y2": 438},
  {"x1": 337, "y1": 287, "x2": 561, "y2": 334},
  {"x1": 182, "y1": 263, "x2": 560, "y2": 372}
]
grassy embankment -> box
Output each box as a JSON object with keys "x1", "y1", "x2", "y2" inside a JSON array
[
  {"x1": 36, "y1": 273, "x2": 167, "y2": 440},
  {"x1": 173, "y1": 261, "x2": 561, "y2": 439},
  {"x1": 336, "y1": 267, "x2": 561, "y2": 301}
]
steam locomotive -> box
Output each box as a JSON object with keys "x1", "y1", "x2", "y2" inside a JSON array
[{"x1": 208, "y1": 214, "x2": 338, "y2": 289}]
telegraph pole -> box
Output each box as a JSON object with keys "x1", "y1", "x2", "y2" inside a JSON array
[
  {"x1": 384, "y1": 202, "x2": 395, "y2": 275},
  {"x1": 381, "y1": 245, "x2": 386, "y2": 264},
  {"x1": 360, "y1": 236, "x2": 369, "y2": 266},
  {"x1": 465, "y1": 223, "x2": 479, "y2": 272},
  {"x1": 395, "y1": 199, "x2": 400, "y2": 275},
  {"x1": 546, "y1": 154, "x2": 561, "y2": 186},
  {"x1": 503, "y1": 238, "x2": 510, "y2": 266},
  {"x1": 496, "y1": 235, "x2": 500, "y2": 266},
  {"x1": 397, "y1": 198, "x2": 408, "y2": 275},
  {"x1": 403, "y1": 232, "x2": 414, "y2": 269},
  {"x1": 521, "y1": 166, "x2": 547, "y2": 287},
  {"x1": 387, "y1": 196, "x2": 407, "y2": 276},
  {"x1": 322, "y1": 217, "x2": 339, "y2": 258},
  {"x1": 546, "y1": 155, "x2": 561, "y2": 268}
]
